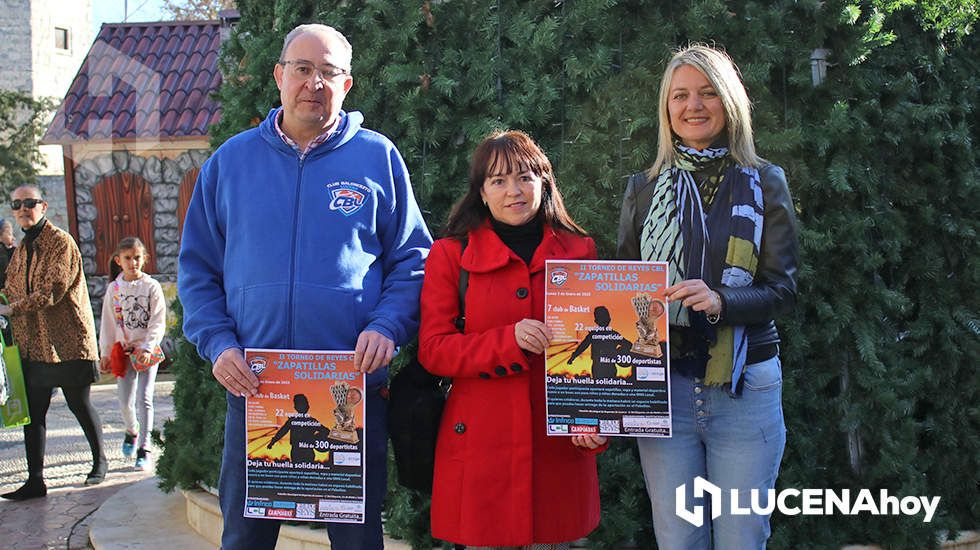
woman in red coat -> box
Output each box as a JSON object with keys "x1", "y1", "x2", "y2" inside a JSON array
[{"x1": 419, "y1": 130, "x2": 607, "y2": 548}]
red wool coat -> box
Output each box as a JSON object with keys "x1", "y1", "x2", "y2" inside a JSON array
[{"x1": 419, "y1": 222, "x2": 603, "y2": 546}]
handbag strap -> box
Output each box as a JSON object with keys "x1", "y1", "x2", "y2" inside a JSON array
[
  {"x1": 111, "y1": 281, "x2": 130, "y2": 342},
  {"x1": 0, "y1": 292, "x2": 8, "y2": 348},
  {"x1": 453, "y1": 238, "x2": 469, "y2": 332}
]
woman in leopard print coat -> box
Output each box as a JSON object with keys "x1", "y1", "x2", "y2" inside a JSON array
[{"x1": 0, "y1": 185, "x2": 105, "y2": 501}]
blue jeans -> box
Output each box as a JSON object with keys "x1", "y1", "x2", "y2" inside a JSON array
[
  {"x1": 218, "y1": 387, "x2": 388, "y2": 550},
  {"x1": 636, "y1": 356, "x2": 786, "y2": 550}
]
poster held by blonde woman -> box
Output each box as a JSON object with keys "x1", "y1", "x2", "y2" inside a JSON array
[{"x1": 617, "y1": 45, "x2": 799, "y2": 549}]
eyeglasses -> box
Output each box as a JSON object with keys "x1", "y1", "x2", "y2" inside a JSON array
[
  {"x1": 11, "y1": 198, "x2": 43, "y2": 210},
  {"x1": 280, "y1": 60, "x2": 349, "y2": 82}
]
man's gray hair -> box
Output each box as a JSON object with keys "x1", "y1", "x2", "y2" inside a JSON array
[{"x1": 279, "y1": 24, "x2": 352, "y2": 71}]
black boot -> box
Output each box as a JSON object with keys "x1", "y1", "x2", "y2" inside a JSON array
[
  {"x1": 1, "y1": 479, "x2": 47, "y2": 500},
  {"x1": 85, "y1": 461, "x2": 107, "y2": 485}
]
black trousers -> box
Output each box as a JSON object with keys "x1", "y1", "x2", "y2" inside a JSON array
[{"x1": 23, "y1": 383, "x2": 105, "y2": 481}]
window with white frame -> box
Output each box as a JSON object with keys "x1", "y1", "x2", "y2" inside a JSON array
[{"x1": 55, "y1": 27, "x2": 69, "y2": 50}]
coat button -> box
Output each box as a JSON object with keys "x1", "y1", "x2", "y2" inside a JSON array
[
  {"x1": 454, "y1": 422, "x2": 466, "y2": 434},
  {"x1": 479, "y1": 372, "x2": 491, "y2": 379},
  {"x1": 510, "y1": 363, "x2": 523, "y2": 372},
  {"x1": 516, "y1": 287, "x2": 529, "y2": 299},
  {"x1": 494, "y1": 365, "x2": 507, "y2": 376}
]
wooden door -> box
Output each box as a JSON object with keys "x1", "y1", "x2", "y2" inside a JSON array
[
  {"x1": 178, "y1": 167, "x2": 200, "y2": 239},
  {"x1": 93, "y1": 172, "x2": 157, "y2": 275}
]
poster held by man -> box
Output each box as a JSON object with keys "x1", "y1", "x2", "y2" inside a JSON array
[{"x1": 244, "y1": 349, "x2": 365, "y2": 524}]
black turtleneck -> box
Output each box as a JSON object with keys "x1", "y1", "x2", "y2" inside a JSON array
[
  {"x1": 490, "y1": 217, "x2": 543, "y2": 265},
  {"x1": 22, "y1": 217, "x2": 47, "y2": 293},
  {"x1": 23, "y1": 217, "x2": 46, "y2": 243}
]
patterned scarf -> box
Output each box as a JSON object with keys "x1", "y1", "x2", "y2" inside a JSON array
[{"x1": 640, "y1": 142, "x2": 763, "y2": 387}]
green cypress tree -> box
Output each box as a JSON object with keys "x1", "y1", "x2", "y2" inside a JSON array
[
  {"x1": 155, "y1": 298, "x2": 228, "y2": 491},
  {"x1": 773, "y1": 3, "x2": 980, "y2": 546}
]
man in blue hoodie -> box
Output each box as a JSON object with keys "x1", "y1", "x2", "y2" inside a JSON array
[{"x1": 178, "y1": 23, "x2": 432, "y2": 549}]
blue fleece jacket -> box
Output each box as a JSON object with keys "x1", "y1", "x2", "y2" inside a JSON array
[{"x1": 178, "y1": 109, "x2": 432, "y2": 387}]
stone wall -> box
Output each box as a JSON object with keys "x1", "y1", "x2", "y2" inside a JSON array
[
  {"x1": 30, "y1": 0, "x2": 93, "y2": 101},
  {"x1": 0, "y1": 2, "x2": 92, "y2": 174},
  {"x1": 0, "y1": 0, "x2": 32, "y2": 94},
  {"x1": 31, "y1": 0, "x2": 93, "y2": 176},
  {"x1": 37, "y1": 175, "x2": 68, "y2": 230},
  {"x1": 72, "y1": 149, "x2": 209, "y2": 318}
]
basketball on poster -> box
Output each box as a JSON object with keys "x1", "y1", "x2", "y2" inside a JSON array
[
  {"x1": 544, "y1": 260, "x2": 672, "y2": 437},
  {"x1": 243, "y1": 349, "x2": 366, "y2": 523}
]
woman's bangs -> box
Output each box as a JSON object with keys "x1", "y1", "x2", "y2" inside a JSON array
[{"x1": 485, "y1": 146, "x2": 532, "y2": 177}]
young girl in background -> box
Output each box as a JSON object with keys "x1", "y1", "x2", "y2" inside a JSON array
[{"x1": 98, "y1": 237, "x2": 166, "y2": 470}]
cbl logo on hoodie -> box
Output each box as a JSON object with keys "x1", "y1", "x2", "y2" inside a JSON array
[{"x1": 327, "y1": 181, "x2": 371, "y2": 216}]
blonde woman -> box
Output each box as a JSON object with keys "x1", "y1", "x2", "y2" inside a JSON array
[{"x1": 618, "y1": 45, "x2": 799, "y2": 549}]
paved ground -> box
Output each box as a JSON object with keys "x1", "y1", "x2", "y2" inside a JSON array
[{"x1": 0, "y1": 378, "x2": 174, "y2": 549}]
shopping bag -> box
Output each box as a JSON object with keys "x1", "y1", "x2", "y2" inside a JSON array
[
  {"x1": 0, "y1": 321, "x2": 8, "y2": 406},
  {"x1": 0, "y1": 344, "x2": 7, "y2": 407},
  {"x1": 0, "y1": 302, "x2": 29, "y2": 428}
]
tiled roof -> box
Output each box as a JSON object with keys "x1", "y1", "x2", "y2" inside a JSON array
[{"x1": 42, "y1": 21, "x2": 222, "y2": 143}]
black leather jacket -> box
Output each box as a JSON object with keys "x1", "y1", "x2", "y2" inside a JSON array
[{"x1": 616, "y1": 163, "x2": 799, "y2": 354}]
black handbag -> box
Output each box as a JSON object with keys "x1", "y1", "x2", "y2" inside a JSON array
[{"x1": 388, "y1": 240, "x2": 467, "y2": 494}]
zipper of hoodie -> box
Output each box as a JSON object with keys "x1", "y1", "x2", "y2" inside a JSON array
[{"x1": 286, "y1": 154, "x2": 305, "y2": 348}]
